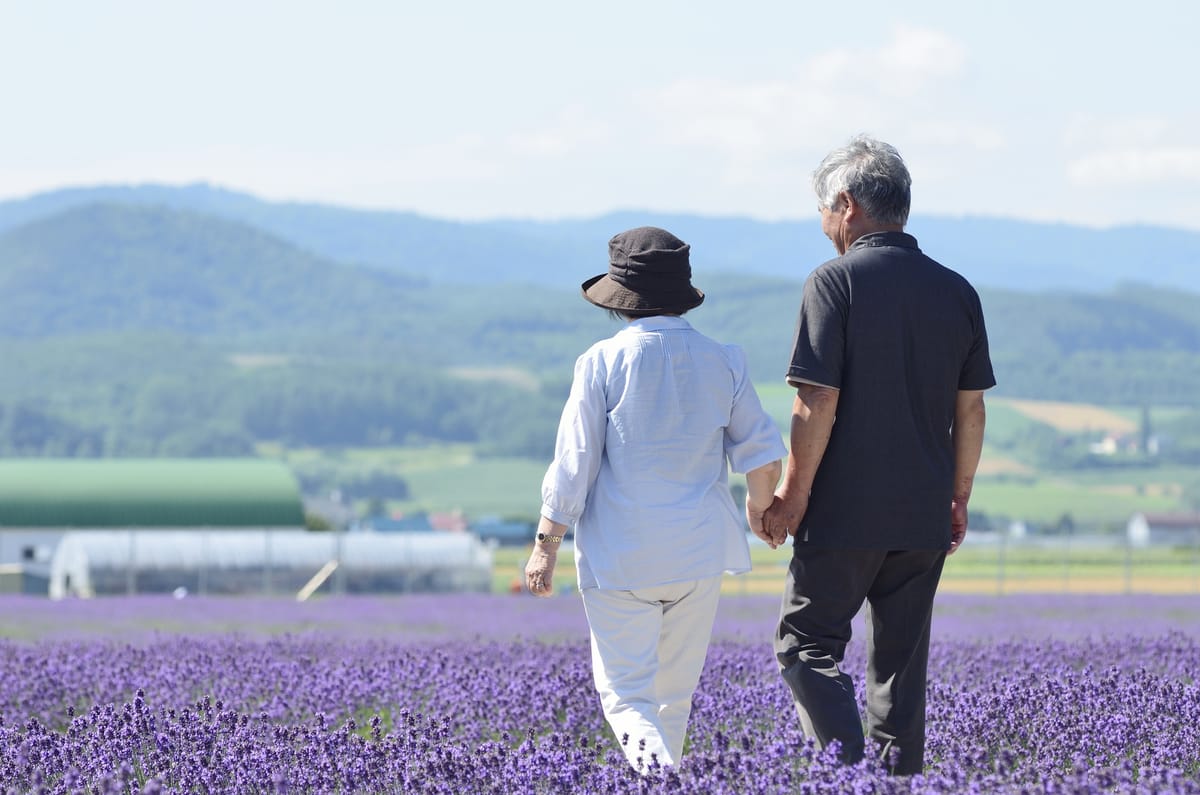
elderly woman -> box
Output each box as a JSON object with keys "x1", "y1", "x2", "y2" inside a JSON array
[{"x1": 525, "y1": 226, "x2": 786, "y2": 771}]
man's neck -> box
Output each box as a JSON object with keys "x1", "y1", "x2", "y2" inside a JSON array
[{"x1": 846, "y1": 223, "x2": 904, "y2": 248}]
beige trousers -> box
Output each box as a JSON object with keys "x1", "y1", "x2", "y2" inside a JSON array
[{"x1": 579, "y1": 575, "x2": 722, "y2": 771}]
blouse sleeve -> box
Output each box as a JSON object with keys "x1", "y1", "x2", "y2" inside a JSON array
[
  {"x1": 723, "y1": 345, "x2": 788, "y2": 474},
  {"x1": 540, "y1": 350, "x2": 608, "y2": 525}
]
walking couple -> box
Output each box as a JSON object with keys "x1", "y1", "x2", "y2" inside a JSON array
[{"x1": 524, "y1": 135, "x2": 994, "y2": 775}]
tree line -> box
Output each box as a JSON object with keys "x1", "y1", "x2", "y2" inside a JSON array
[
  {"x1": 0, "y1": 356, "x2": 566, "y2": 460},
  {"x1": 4, "y1": 203, "x2": 1200, "y2": 462}
]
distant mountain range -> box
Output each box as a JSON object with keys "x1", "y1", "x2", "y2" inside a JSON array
[
  {"x1": 2, "y1": 189, "x2": 1200, "y2": 459},
  {"x1": 0, "y1": 201, "x2": 606, "y2": 370},
  {"x1": 2, "y1": 195, "x2": 1199, "y2": 392},
  {"x1": 0, "y1": 203, "x2": 417, "y2": 339},
  {"x1": 3, "y1": 183, "x2": 1199, "y2": 293}
]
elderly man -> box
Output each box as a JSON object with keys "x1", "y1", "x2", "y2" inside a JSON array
[{"x1": 763, "y1": 135, "x2": 994, "y2": 774}]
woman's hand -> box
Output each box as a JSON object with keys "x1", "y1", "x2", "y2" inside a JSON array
[
  {"x1": 524, "y1": 543, "x2": 558, "y2": 597},
  {"x1": 746, "y1": 497, "x2": 777, "y2": 549}
]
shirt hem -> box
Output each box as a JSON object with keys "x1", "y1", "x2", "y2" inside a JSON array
[
  {"x1": 578, "y1": 565, "x2": 750, "y2": 591},
  {"x1": 786, "y1": 374, "x2": 840, "y2": 390}
]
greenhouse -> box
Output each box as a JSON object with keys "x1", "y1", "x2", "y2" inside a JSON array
[
  {"x1": 0, "y1": 458, "x2": 306, "y2": 529},
  {"x1": 2, "y1": 459, "x2": 493, "y2": 597},
  {"x1": 49, "y1": 529, "x2": 493, "y2": 598}
]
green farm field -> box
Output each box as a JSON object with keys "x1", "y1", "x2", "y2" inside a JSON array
[
  {"x1": 271, "y1": 443, "x2": 549, "y2": 519},
  {"x1": 272, "y1": 390, "x2": 1200, "y2": 530},
  {"x1": 490, "y1": 541, "x2": 1200, "y2": 597},
  {"x1": 749, "y1": 388, "x2": 1199, "y2": 525}
]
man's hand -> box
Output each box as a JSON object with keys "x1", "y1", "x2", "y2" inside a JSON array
[
  {"x1": 524, "y1": 544, "x2": 557, "y2": 597},
  {"x1": 763, "y1": 492, "x2": 807, "y2": 546},
  {"x1": 949, "y1": 497, "x2": 968, "y2": 555}
]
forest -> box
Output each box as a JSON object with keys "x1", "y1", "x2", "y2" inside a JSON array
[{"x1": 3, "y1": 200, "x2": 1200, "y2": 470}]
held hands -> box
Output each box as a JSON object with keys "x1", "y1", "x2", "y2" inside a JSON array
[
  {"x1": 752, "y1": 493, "x2": 806, "y2": 549},
  {"x1": 762, "y1": 490, "x2": 808, "y2": 548}
]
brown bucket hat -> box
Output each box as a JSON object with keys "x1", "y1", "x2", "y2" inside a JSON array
[{"x1": 581, "y1": 226, "x2": 705, "y2": 313}]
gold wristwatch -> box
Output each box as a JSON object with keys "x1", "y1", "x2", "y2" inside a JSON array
[{"x1": 536, "y1": 532, "x2": 564, "y2": 544}]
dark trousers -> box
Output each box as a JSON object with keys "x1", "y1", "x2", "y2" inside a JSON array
[{"x1": 774, "y1": 546, "x2": 946, "y2": 775}]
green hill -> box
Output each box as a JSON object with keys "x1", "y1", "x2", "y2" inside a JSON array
[
  {"x1": 0, "y1": 202, "x2": 427, "y2": 339},
  {"x1": 4, "y1": 183, "x2": 1200, "y2": 293},
  {"x1": 2, "y1": 202, "x2": 1200, "y2": 461}
]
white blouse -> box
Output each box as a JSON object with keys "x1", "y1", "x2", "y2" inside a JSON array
[{"x1": 541, "y1": 316, "x2": 786, "y2": 590}]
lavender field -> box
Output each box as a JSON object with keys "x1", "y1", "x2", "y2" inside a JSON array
[{"x1": 1, "y1": 593, "x2": 1199, "y2": 793}]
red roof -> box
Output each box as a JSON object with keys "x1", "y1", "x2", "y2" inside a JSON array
[{"x1": 429, "y1": 511, "x2": 468, "y2": 532}]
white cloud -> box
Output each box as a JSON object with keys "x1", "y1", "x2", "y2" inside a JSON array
[
  {"x1": 806, "y1": 24, "x2": 967, "y2": 92},
  {"x1": 410, "y1": 23, "x2": 996, "y2": 219},
  {"x1": 878, "y1": 25, "x2": 969, "y2": 92},
  {"x1": 647, "y1": 77, "x2": 829, "y2": 152},
  {"x1": 504, "y1": 105, "x2": 613, "y2": 159},
  {"x1": 0, "y1": 20, "x2": 1018, "y2": 223},
  {"x1": 1067, "y1": 147, "x2": 1200, "y2": 185},
  {"x1": 640, "y1": 24, "x2": 983, "y2": 162},
  {"x1": 1062, "y1": 114, "x2": 1172, "y2": 147},
  {"x1": 905, "y1": 121, "x2": 1006, "y2": 150}
]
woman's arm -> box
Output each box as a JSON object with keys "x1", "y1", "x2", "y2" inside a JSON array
[
  {"x1": 745, "y1": 458, "x2": 783, "y2": 548},
  {"x1": 525, "y1": 515, "x2": 568, "y2": 597}
]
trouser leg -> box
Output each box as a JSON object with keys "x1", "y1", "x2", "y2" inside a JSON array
[
  {"x1": 775, "y1": 547, "x2": 883, "y2": 764},
  {"x1": 652, "y1": 576, "x2": 722, "y2": 762},
  {"x1": 581, "y1": 578, "x2": 719, "y2": 770},
  {"x1": 864, "y1": 550, "x2": 946, "y2": 775}
]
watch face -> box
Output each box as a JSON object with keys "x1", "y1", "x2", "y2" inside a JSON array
[{"x1": 536, "y1": 532, "x2": 546, "y2": 542}]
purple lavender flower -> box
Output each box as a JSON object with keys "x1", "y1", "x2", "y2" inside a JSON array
[{"x1": 0, "y1": 594, "x2": 1197, "y2": 792}]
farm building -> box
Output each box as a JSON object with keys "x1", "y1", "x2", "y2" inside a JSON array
[
  {"x1": 0, "y1": 459, "x2": 491, "y2": 596},
  {"x1": 49, "y1": 529, "x2": 493, "y2": 598},
  {"x1": 1126, "y1": 512, "x2": 1200, "y2": 548}
]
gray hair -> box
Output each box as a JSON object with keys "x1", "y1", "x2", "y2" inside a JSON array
[{"x1": 812, "y1": 134, "x2": 911, "y2": 226}]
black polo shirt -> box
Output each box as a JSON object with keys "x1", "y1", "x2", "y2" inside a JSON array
[{"x1": 787, "y1": 231, "x2": 995, "y2": 549}]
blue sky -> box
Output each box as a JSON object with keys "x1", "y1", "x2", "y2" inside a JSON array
[{"x1": 2, "y1": 0, "x2": 1198, "y2": 229}]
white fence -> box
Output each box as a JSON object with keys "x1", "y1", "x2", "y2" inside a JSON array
[{"x1": 938, "y1": 531, "x2": 1200, "y2": 594}]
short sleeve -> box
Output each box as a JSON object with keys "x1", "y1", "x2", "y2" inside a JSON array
[
  {"x1": 958, "y1": 288, "x2": 997, "y2": 391},
  {"x1": 786, "y1": 268, "x2": 846, "y2": 389},
  {"x1": 724, "y1": 346, "x2": 788, "y2": 474}
]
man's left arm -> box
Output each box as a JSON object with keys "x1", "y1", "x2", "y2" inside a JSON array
[{"x1": 949, "y1": 389, "x2": 987, "y2": 554}]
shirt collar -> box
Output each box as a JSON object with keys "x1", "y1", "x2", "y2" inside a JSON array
[
  {"x1": 848, "y1": 231, "x2": 919, "y2": 251},
  {"x1": 621, "y1": 315, "x2": 694, "y2": 334}
]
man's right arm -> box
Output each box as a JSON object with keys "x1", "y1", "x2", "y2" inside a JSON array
[
  {"x1": 950, "y1": 389, "x2": 987, "y2": 554},
  {"x1": 763, "y1": 383, "x2": 839, "y2": 544}
]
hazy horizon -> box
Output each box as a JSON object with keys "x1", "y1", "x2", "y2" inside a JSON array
[{"x1": 3, "y1": 1, "x2": 1198, "y2": 230}]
